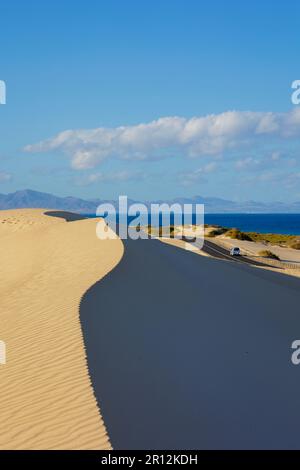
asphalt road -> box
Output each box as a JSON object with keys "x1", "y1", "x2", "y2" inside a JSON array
[
  {"x1": 80, "y1": 236, "x2": 300, "y2": 450},
  {"x1": 202, "y1": 238, "x2": 277, "y2": 267}
]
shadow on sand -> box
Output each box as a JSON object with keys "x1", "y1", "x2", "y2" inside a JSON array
[{"x1": 44, "y1": 210, "x2": 88, "y2": 222}]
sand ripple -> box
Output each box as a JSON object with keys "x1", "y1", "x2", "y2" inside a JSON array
[{"x1": 0, "y1": 209, "x2": 123, "y2": 449}]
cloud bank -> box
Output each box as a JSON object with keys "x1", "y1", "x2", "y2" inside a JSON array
[{"x1": 24, "y1": 109, "x2": 300, "y2": 169}]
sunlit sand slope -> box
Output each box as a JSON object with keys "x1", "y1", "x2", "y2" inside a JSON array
[{"x1": 0, "y1": 209, "x2": 123, "y2": 449}]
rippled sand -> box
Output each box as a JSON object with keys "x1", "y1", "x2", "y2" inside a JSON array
[{"x1": 0, "y1": 209, "x2": 123, "y2": 449}]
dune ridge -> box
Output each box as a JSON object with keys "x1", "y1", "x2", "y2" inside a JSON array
[{"x1": 0, "y1": 209, "x2": 123, "y2": 449}]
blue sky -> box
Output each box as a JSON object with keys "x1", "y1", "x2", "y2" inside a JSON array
[{"x1": 1, "y1": 0, "x2": 300, "y2": 202}]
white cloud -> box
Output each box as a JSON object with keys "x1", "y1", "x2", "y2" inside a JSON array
[
  {"x1": 179, "y1": 162, "x2": 218, "y2": 186},
  {"x1": 240, "y1": 169, "x2": 300, "y2": 189},
  {"x1": 235, "y1": 151, "x2": 298, "y2": 172},
  {"x1": 75, "y1": 169, "x2": 146, "y2": 186},
  {"x1": 235, "y1": 157, "x2": 262, "y2": 171},
  {"x1": 0, "y1": 171, "x2": 12, "y2": 183},
  {"x1": 24, "y1": 109, "x2": 300, "y2": 169},
  {"x1": 202, "y1": 162, "x2": 218, "y2": 173},
  {"x1": 281, "y1": 172, "x2": 300, "y2": 188}
]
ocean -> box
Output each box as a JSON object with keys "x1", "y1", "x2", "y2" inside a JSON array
[
  {"x1": 89, "y1": 212, "x2": 300, "y2": 236},
  {"x1": 204, "y1": 213, "x2": 300, "y2": 235}
]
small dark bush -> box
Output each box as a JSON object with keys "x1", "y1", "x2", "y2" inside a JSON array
[
  {"x1": 258, "y1": 250, "x2": 280, "y2": 260},
  {"x1": 226, "y1": 228, "x2": 252, "y2": 241},
  {"x1": 206, "y1": 225, "x2": 228, "y2": 237},
  {"x1": 289, "y1": 240, "x2": 300, "y2": 250}
]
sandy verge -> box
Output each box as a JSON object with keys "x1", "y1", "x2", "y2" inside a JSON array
[
  {"x1": 159, "y1": 237, "x2": 210, "y2": 257},
  {"x1": 159, "y1": 230, "x2": 300, "y2": 279},
  {"x1": 0, "y1": 209, "x2": 123, "y2": 449},
  {"x1": 215, "y1": 235, "x2": 300, "y2": 264}
]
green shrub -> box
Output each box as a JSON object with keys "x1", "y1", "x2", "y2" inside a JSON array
[
  {"x1": 206, "y1": 226, "x2": 228, "y2": 237},
  {"x1": 169, "y1": 225, "x2": 176, "y2": 238},
  {"x1": 211, "y1": 227, "x2": 228, "y2": 236},
  {"x1": 225, "y1": 228, "x2": 252, "y2": 241},
  {"x1": 288, "y1": 239, "x2": 300, "y2": 250},
  {"x1": 148, "y1": 225, "x2": 176, "y2": 238},
  {"x1": 214, "y1": 229, "x2": 300, "y2": 248},
  {"x1": 258, "y1": 250, "x2": 280, "y2": 260},
  {"x1": 247, "y1": 232, "x2": 295, "y2": 245}
]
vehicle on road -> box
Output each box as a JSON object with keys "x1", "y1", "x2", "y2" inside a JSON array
[{"x1": 230, "y1": 247, "x2": 240, "y2": 256}]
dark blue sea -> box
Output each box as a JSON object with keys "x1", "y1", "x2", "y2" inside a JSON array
[
  {"x1": 87, "y1": 212, "x2": 300, "y2": 235},
  {"x1": 204, "y1": 213, "x2": 300, "y2": 235}
]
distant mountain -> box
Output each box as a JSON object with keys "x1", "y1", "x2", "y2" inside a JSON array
[
  {"x1": 0, "y1": 189, "x2": 98, "y2": 212},
  {"x1": 0, "y1": 189, "x2": 300, "y2": 213},
  {"x1": 165, "y1": 196, "x2": 300, "y2": 214}
]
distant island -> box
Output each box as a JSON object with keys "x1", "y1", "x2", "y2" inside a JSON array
[{"x1": 1, "y1": 189, "x2": 300, "y2": 214}]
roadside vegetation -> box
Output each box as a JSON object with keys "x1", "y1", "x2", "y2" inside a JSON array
[
  {"x1": 146, "y1": 222, "x2": 300, "y2": 250},
  {"x1": 147, "y1": 224, "x2": 176, "y2": 238},
  {"x1": 225, "y1": 228, "x2": 252, "y2": 241},
  {"x1": 206, "y1": 226, "x2": 228, "y2": 237},
  {"x1": 289, "y1": 240, "x2": 300, "y2": 250},
  {"x1": 246, "y1": 232, "x2": 297, "y2": 246},
  {"x1": 258, "y1": 250, "x2": 280, "y2": 260},
  {"x1": 205, "y1": 224, "x2": 300, "y2": 250}
]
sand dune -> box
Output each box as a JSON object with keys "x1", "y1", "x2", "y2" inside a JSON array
[{"x1": 0, "y1": 209, "x2": 123, "y2": 449}]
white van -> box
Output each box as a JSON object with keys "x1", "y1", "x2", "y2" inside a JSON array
[{"x1": 230, "y1": 247, "x2": 240, "y2": 256}]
